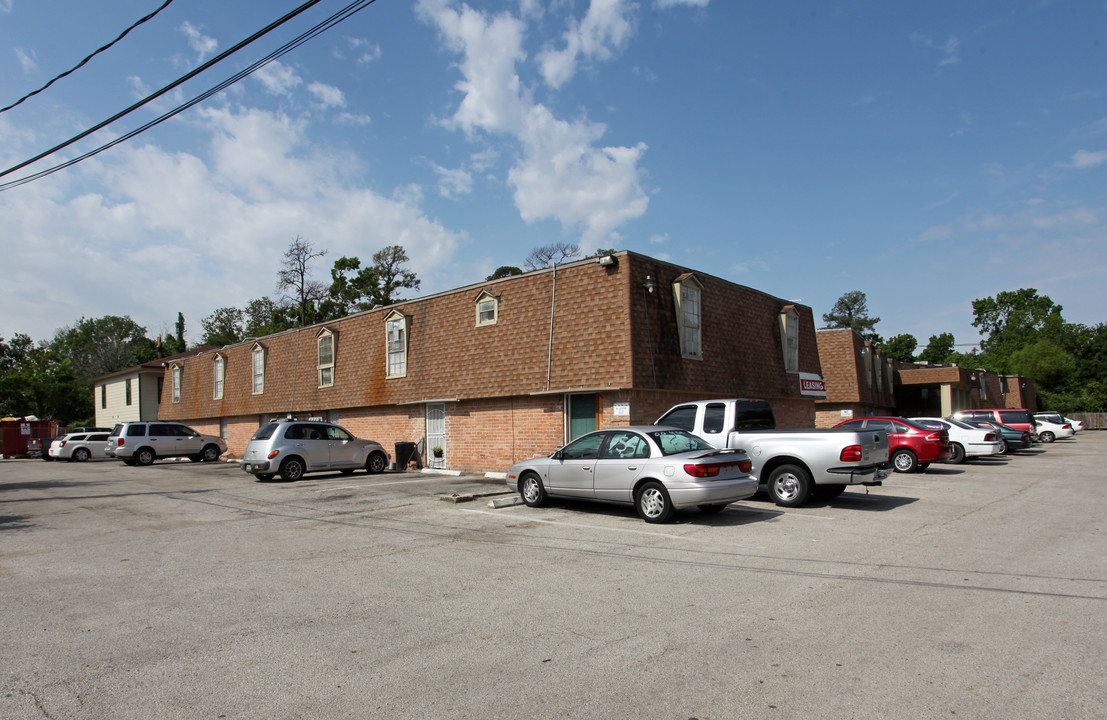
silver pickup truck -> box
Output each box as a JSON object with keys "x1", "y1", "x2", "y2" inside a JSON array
[{"x1": 655, "y1": 399, "x2": 889, "y2": 507}]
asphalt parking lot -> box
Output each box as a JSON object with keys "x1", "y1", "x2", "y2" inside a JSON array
[{"x1": 2, "y1": 437, "x2": 1105, "y2": 720}]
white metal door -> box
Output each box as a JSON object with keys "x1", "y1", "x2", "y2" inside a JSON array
[{"x1": 426, "y1": 403, "x2": 446, "y2": 466}]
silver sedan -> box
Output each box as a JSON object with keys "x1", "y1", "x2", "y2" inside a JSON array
[{"x1": 505, "y1": 426, "x2": 757, "y2": 523}]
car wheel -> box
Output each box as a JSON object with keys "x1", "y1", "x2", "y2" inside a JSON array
[
  {"x1": 814, "y1": 483, "x2": 847, "y2": 500},
  {"x1": 73, "y1": 448, "x2": 91, "y2": 463},
  {"x1": 698, "y1": 503, "x2": 728, "y2": 514},
  {"x1": 999, "y1": 440, "x2": 1010, "y2": 455},
  {"x1": 1040, "y1": 431, "x2": 1055, "y2": 443},
  {"x1": 948, "y1": 443, "x2": 965, "y2": 464},
  {"x1": 135, "y1": 448, "x2": 156, "y2": 466},
  {"x1": 767, "y1": 464, "x2": 813, "y2": 507},
  {"x1": 201, "y1": 444, "x2": 221, "y2": 462},
  {"x1": 891, "y1": 449, "x2": 918, "y2": 473},
  {"x1": 366, "y1": 451, "x2": 388, "y2": 474},
  {"x1": 635, "y1": 481, "x2": 674, "y2": 523},
  {"x1": 520, "y1": 473, "x2": 547, "y2": 507},
  {"x1": 279, "y1": 457, "x2": 305, "y2": 482}
]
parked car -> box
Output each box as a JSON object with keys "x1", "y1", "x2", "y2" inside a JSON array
[
  {"x1": 505, "y1": 426, "x2": 758, "y2": 523},
  {"x1": 106, "y1": 422, "x2": 227, "y2": 466},
  {"x1": 1065, "y1": 417, "x2": 1085, "y2": 432},
  {"x1": 1032, "y1": 416, "x2": 1075, "y2": 443},
  {"x1": 963, "y1": 420, "x2": 1032, "y2": 454},
  {"x1": 909, "y1": 417, "x2": 1003, "y2": 464},
  {"x1": 240, "y1": 420, "x2": 389, "y2": 481},
  {"x1": 952, "y1": 409, "x2": 1037, "y2": 436},
  {"x1": 49, "y1": 431, "x2": 112, "y2": 462},
  {"x1": 833, "y1": 417, "x2": 951, "y2": 473},
  {"x1": 1035, "y1": 412, "x2": 1082, "y2": 434}
]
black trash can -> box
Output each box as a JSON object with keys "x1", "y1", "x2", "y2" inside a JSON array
[{"x1": 394, "y1": 441, "x2": 418, "y2": 470}]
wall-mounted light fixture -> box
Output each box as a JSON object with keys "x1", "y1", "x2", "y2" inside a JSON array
[{"x1": 643, "y1": 276, "x2": 658, "y2": 294}]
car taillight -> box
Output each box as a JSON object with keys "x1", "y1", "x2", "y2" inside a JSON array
[
  {"x1": 117, "y1": 438, "x2": 124, "y2": 446},
  {"x1": 840, "y1": 445, "x2": 862, "y2": 462},
  {"x1": 59, "y1": 440, "x2": 67, "y2": 447},
  {"x1": 1022, "y1": 433, "x2": 1030, "y2": 441},
  {"x1": 684, "y1": 459, "x2": 752, "y2": 477},
  {"x1": 267, "y1": 450, "x2": 281, "y2": 460},
  {"x1": 984, "y1": 432, "x2": 996, "y2": 441},
  {"x1": 924, "y1": 432, "x2": 943, "y2": 442},
  {"x1": 1063, "y1": 424, "x2": 1071, "y2": 430}
]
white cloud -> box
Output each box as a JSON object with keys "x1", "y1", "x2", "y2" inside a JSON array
[
  {"x1": 253, "y1": 61, "x2": 302, "y2": 96},
  {"x1": 180, "y1": 22, "x2": 218, "y2": 62},
  {"x1": 911, "y1": 32, "x2": 960, "y2": 68},
  {"x1": 308, "y1": 82, "x2": 346, "y2": 108},
  {"x1": 0, "y1": 106, "x2": 462, "y2": 341},
  {"x1": 648, "y1": 233, "x2": 668, "y2": 244},
  {"x1": 336, "y1": 112, "x2": 373, "y2": 126},
  {"x1": 656, "y1": 0, "x2": 709, "y2": 7},
  {"x1": 0, "y1": 0, "x2": 12, "y2": 13},
  {"x1": 417, "y1": 0, "x2": 650, "y2": 244},
  {"x1": 15, "y1": 47, "x2": 37, "y2": 73},
  {"x1": 433, "y1": 163, "x2": 473, "y2": 199},
  {"x1": 538, "y1": 0, "x2": 637, "y2": 89},
  {"x1": 1068, "y1": 149, "x2": 1107, "y2": 169}
]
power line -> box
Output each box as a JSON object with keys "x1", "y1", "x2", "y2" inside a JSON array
[
  {"x1": 0, "y1": 0, "x2": 340, "y2": 186},
  {"x1": 0, "y1": 0, "x2": 178, "y2": 115}
]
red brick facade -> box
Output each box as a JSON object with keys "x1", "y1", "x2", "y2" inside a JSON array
[
  {"x1": 159, "y1": 252, "x2": 825, "y2": 473},
  {"x1": 814, "y1": 329, "x2": 896, "y2": 427}
]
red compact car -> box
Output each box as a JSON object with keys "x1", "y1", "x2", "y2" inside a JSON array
[{"x1": 833, "y1": 416, "x2": 952, "y2": 473}]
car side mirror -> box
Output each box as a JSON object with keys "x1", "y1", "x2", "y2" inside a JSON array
[{"x1": 552, "y1": 450, "x2": 564, "y2": 461}]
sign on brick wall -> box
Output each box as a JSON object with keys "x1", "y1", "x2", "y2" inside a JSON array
[{"x1": 799, "y1": 372, "x2": 827, "y2": 397}]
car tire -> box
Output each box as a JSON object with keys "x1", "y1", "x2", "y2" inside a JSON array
[
  {"x1": 767, "y1": 464, "x2": 813, "y2": 507},
  {"x1": 73, "y1": 448, "x2": 91, "y2": 463},
  {"x1": 635, "y1": 481, "x2": 674, "y2": 523},
  {"x1": 891, "y1": 449, "x2": 918, "y2": 473},
  {"x1": 999, "y1": 440, "x2": 1010, "y2": 455},
  {"x1": 948, "y1": 443, "x2": 965, "y2": 464},
  {"x1": 366, "y1": 451, "x2": 388, "y2": 474},
  {"x1": 814, "y1": 483, "x2": 847, "y2": 500},
  {"x1": 201, "y1": 444, "x2": 221, "y2": 462},
  {"x1": 279, "y1": 457, "x2": 305, "y2": 482},
  {"x1": 520, "y1": 473, "x2": 547, "y2": 507},
  {"x1": 698, "y1": 503, "x2": 729, "y2": 514},
  {"x1": 135, "y1": 448, "x2": 156, "y2": 466},
  {"x1": 1040, "y1": 431, "x2": 1055, "y2": 443}
]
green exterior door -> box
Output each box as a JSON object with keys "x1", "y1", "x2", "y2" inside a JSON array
[{"x1": 568, "y1": 394, "x2": 597, "y2": 441}]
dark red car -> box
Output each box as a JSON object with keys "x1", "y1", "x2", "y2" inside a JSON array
[{"x1": 833, "y1": 416, "x2": 952, "y2": 473}]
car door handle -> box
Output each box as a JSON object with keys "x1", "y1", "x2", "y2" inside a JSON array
[
  {"x1": 582, "y1": 466, "x2": 591, "y2": 471},
  {"x1": 626, "y1": 466, "x2": 638, "y2": 470}
]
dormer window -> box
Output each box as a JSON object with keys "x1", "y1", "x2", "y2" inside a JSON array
[
  {"x1": 317, "y1": 328, "x2": 336, "y2": 388},
  {"x1": 213, "y1": 354, "x2": 225, "y2": 400},
  {"x1": 251, "y1": 343, "x2": 266, "y2": 394},
  {"x1": 672, "y1": 273, "x2": 703, "y2": 360},
  {"x1": 779, "y1": 306, "x2": 799, "y2": 373},
  {"x1": 475, "y1": 290, "x2": 499, "y2": 327},
  {"x1": 171, "y1": 363, "x2": 182, "y2": 403},
  {"x1": 384, "y1": 310, "x2": 409, "y2": 378}
]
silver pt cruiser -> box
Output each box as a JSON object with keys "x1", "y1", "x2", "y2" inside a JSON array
[{"x1": 241, "y1": 420, "x2": 389, "y2": 481}]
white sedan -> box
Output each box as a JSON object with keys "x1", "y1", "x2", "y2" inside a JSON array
[
  {"x1": 910, "y1": 417, "x2": 1004, "y2": 464},
  {"x1": 49, "y1": 431, "x2": 113, "y2": 462},
  {"x1": 1066, "y1": 417, "x2": 1085, "y2": 432},
  {"x1": 1034, "y1": 417, "x2": 1076, "y2": 443}
]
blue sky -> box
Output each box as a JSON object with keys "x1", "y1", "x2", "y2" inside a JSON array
[{"x1": 1, "y1": 0, "x2": 1104, "y2": 353}]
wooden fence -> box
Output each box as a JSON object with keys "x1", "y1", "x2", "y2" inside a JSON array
[{"x1": 1068, "y1": 413, "x2": 1106, "y2": 430}]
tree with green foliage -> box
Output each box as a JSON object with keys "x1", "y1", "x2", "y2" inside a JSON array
[
  {"x1": 879, "y1": 333, "x2": 918, "y2": 363},
  {"x1": 243, "y1": 297, "x2": 294, "y2": 338},
  {"x1": 50, "y1": 315, "x2": 151, "y2": 380},
  {"x1": 972, "y1": 288, "x2": 1064, "y2": 363},
  {"x1": 486, "y1": 265, "x2": 523, "y2": 280},
  {"x1": 201, "y1": 307, "x2": 246, "y2": 347},
  {"x1": 369, "y1": 245, "x2": 420, "y2": 307},
  {"x1": 822, "y1": 290, "x2": 880, "y2": 338},
  {"x1": 918, "y1": 332, "x2": 956, "y2": 365},
  {"x1": 0, "y1": 334, "x2": 91, "y2": 423}
]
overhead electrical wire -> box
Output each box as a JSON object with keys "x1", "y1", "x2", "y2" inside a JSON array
[
  {"x1": 0, "y1": 0, "x2": 178, "y2": 115},
  {"x1": 0, "y1": 0, "x2": 378, "y2": 191}
]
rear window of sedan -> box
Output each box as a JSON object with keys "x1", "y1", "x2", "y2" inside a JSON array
[
  {"x1": 647, "y1": 429, "x2": 714, "y2": 456},
  {"x1": 252, "y1": 423, "x2": 279, "y2": 441}
]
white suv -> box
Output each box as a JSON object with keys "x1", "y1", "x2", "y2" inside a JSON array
[{"x1": 106, "y1": 422, "x2": 227, "y2": 466}]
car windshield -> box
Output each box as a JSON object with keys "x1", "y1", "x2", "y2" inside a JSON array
[
  {"x1": 945, "y1": 418, "x2": 974, "y2": 429},
  {"x1": 647, "y1": 429, "x2": 714, "y2": 455}
]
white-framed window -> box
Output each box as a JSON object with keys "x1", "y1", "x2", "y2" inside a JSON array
[
  {"x1": 317, "y1": 328, "x2": 336, "y2": 388},
  {"x1": 171, "y1": 364, "x2": 181, "y2": 403},
  {"x1": 252, "y1": 343, "x2": 266, "y2": 394},
  {"x1": 384, "y1": 310, "x2": 409, "y2": 378},
  {"x1": 779, "y1": 306, "x2": 799, "y2": 374},
  {"x1": 213, "y1": 355, "x2": 225, "y2": 400},
  {"x1": 474, "y1": 290, "x2": 498, "y2": 327},
  {"x1": 672, "y1": 273, "x2": 703, "y2": 360}
]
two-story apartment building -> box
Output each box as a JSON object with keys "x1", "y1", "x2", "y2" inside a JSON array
[
  {"x1": 158, "y1": 251, "x2": 828, "y2": 474},
  {"x1": 93, "y1": 347, "x2": 217, "y2": 428}
]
